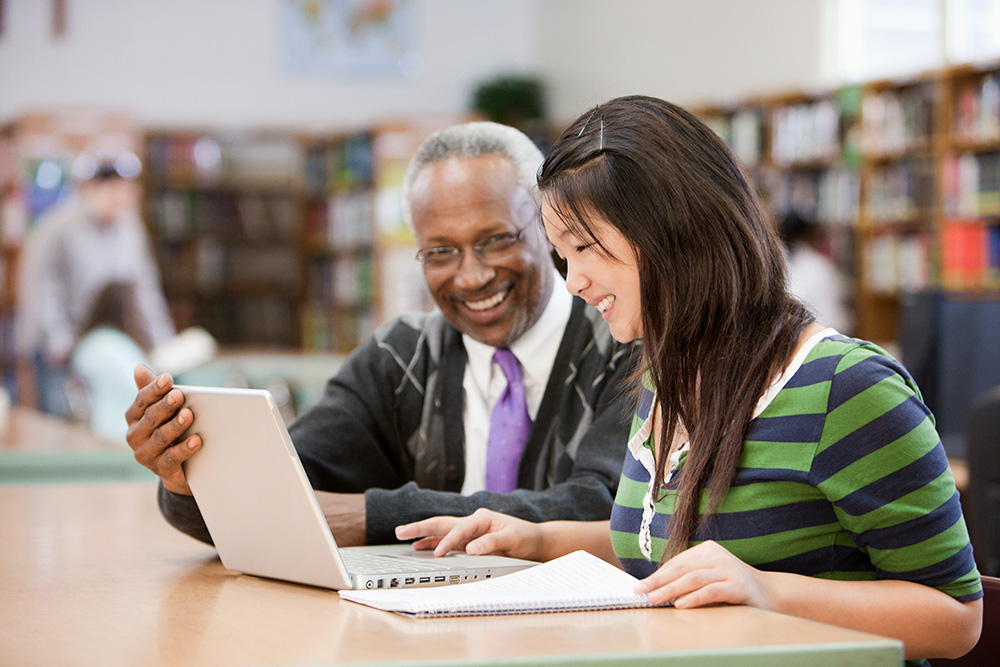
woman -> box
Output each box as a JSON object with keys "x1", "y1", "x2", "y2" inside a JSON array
[
  {"x1": 70, "y1": 281, "x2": 153, "y2": 442},
  {"x1": 396, "y1": 96, "x2": 982, "y2": 663}
]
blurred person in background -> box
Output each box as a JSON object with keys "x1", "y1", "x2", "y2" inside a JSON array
[
  {"x1": 779, "y1": 211, "x2": 853, "y2": 335},
  {"x1": 69, "y1": 281, "x2": 153, "y2": 442},
  {"x1": 16, "y1": 152, "x2": 175, "y2": 417}
]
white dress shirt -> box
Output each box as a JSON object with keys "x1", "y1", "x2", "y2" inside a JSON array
[{"x1": 460, "y1": 271, "x2": 573, "y2": 494}]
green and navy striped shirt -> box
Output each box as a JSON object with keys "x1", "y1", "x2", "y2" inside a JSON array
[{"x1": 610, "y1": 331, "x2": 982, "y2": 604}]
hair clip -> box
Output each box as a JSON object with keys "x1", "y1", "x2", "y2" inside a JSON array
[{"x1": 578, "y1": 105, "x2": 599, "y2": 137}]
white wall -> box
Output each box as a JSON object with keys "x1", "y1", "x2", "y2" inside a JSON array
[
  {"x1": 0, "y1": 0, "x2": 537, "y2": 130},
  {"x1": 537, "y1": 0, "x2": 830, "y2": 124},
  {"x1": 0, "y1": 0, "x2": 831, "y2": 130}
]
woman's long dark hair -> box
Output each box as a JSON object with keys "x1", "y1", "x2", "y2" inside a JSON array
[{"x1": 537, "y1": 96, "x2": 814, "y2": 558}]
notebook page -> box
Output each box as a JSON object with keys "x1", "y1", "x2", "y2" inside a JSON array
[{"x1": 340, "y1": 550, "x2": 655, "y2": 617}]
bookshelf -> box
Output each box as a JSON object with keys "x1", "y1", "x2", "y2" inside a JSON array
[
  {"x1": 699, "y1": 91, "x2": 861, "y2": 334},
  {"x1": 143, "y1": 130, "x2": 304, "y2": 348},
  {"x1": 300, "y1": 131, "x2": 377, "y2": 353},
  {"x1": 0, "y1": 124, "x2": 18, "y2": 394},
  {"x1": 697, "y1": 59, "x2": 1000, "y2": 347},
  {"x1": 144, "y1": 118, "x2": 461, "y2": 354},
  {"x1": 941, "y1": 63, "x2": 1000, "y2": 292}
]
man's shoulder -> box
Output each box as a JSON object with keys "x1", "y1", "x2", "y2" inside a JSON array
[
  {"x1": 369, "y1": 310, "x2": 457, "y2": 364},
  {"x1": 569, "y1": 298, "x2": 640, "y2": 361}
]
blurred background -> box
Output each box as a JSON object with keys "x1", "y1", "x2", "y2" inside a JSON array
[{"x1": 0, "y1": 0, "x2": 998, "y2": 464}]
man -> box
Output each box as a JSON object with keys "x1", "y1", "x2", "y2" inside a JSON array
[
  {"x1": 18, "y1": 152, "x2": 175, "y2": 416},
  {"x1": 126, "y1": 122, "x2": 639, "y2": 546}
]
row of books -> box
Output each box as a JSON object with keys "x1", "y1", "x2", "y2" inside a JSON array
[
  {"x1": 146, "y1": 134, "x2": 303, "y2": 188},
  {"x1": 865, "y1": 231, "x2": 933, "y2": 294},
  {"x1": 305, "y1": 254, "x2": 374, "y2": 306},
  {"x1": 940, "y1": 220, "x2": 1000, "y2": 291},
  {"x1": 300, "y1": 300, "x2": 377, "y2": 353},
  {"x1": 768, "y1": 167, "x2": 859, "y2": 226},
  {"x1": 703, "y1": 109, "x2": 765, "y2": 167},
  {"x1": 866, "y1": 159, "x2": 936, "y2": 224},
  {"x1": 941, "y1": 151, "x2": 1000, "y2": 217},
  {"x1": 770, "y1": 98, "x2": 843, "y2": 166},
  {"x1": 210, "y1": 295, "x2": 296, "y2": 346},
  {"x1": 303, "y1": 133, "x2": 374, "y2": 194},
  {"x1": 303, "y1": 191, "x2": 375, "y2": 251},
  {"x1": 156, "y1": 238, "x2": 298, "y2": 294},
  {"x1": 166, "y1": 292, "x2": 296, "y2": 347},
  {"x1": 953, "y1": 71, "x2": 1000, "y2": 146},
  {"x1": 861, "y1": 84, "x2": 935, "y2": 156},
  {"x1": 151, "y1": 190, "x2": 299, "y2": 244}
]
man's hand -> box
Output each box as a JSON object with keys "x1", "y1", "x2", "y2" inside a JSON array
[
  {"x1": 124, "y1": 364, "x2": 201, "y2": 495},
  {"x1": 315, "y1": 491, "x2": 367, "y2": 547}
]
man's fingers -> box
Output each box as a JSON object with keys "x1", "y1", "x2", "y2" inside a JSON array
[
  {"x1": 132, "y1": 364, "x2": 158, "y2": 390},
  {"x1": 125, "y1": 370, "x2": 173, "y2": 429}
]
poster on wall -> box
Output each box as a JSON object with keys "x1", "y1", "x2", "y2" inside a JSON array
[{"x1": 277, "y1": 0, "x2": 422, "y2": 78}]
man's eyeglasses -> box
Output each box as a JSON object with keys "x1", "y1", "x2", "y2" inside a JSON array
[{"x1": 415, "y1": 228, "x2": 526, "y2": 271}]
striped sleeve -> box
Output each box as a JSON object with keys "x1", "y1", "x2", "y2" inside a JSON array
[{"x1": 811, "y1": 345, "x2": 982, "y2": 602}]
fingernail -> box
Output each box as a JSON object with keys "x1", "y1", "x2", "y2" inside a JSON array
[
  {"x1": 176, "y1": 410, "x2": 186, "y2": 426},
  {"x1": 166, "y1": 390, "x2": 178, "y2": 407},
  {"x1": 187, "y1": 438, "x2": 197, "y2": 450},
  {"x1": 466, "y1": 542, "x2": 482, "y2": 555},
  {"x1": 156, "y1": 374, "x2": 169, "y2": 389},
  {"x1": 634, "y1": 583, "x2": 648, "y2": 594}
]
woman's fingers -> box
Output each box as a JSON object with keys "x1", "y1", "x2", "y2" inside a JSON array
[
  {"x1": 635, "y1": 541, "x2": 766, "y2": 608},
  {"x1": 395, "y1": 509, "x2": 516, "y2": 557}
]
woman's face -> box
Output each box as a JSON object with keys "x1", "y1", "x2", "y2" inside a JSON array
[{"x1": 541, "y1": 200, "x2": 643, "y2": 343}]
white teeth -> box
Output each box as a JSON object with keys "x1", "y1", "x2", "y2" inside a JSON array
[
  {"x1": 597, "y1": 295, "x2": 615, "y2": 313},
  {"x1": 465, "y1": 289, "x2": 509, "y2": 312}
]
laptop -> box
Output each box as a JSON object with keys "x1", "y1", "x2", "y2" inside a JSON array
[{"x1": 176, "y1": 384, "x2": 537, "y2": 591}]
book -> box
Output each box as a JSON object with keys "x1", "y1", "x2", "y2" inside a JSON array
[{"x1": 339, "y1": 550, "x2": 660, "y2": 618}]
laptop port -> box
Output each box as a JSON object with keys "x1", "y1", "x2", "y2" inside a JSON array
[
  {"x1": 404, "y1": 577, "x2": 415, "y2": 585},
  {"x1": 434, "y1": 576, "x2": 446, "y2": 583},
  {"x1": 365, "y1": 580, "x2": 375, "y2": 589},
  {"x1": 449, "y1": 575, "x2": 460, "y2": 584},
  {"x1": 419, "y1": 577, "x2": 431, "y2": 584},
  {"x1": 390, "y1": 578, "x2": 400, "y2": 588},
  {"x1": 377, "y1": 579, "x2": 385, "y2": 588}
]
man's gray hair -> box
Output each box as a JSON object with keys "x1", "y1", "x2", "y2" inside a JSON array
[{"x1": 401, "y1": 121, "x2": 544, "y2": 230}]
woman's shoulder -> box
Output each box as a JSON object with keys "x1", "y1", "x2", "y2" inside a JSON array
[{"x1": 806, "y1": 333, "x2": 907, "y2": 376}]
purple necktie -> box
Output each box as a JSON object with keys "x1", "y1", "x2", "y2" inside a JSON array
[{"x1": 485, "y1": 348, "x2": 532, "y2": 493}]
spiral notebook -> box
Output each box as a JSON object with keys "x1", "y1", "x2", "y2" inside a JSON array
[{"x1": 339, "y1": 550, "x2": 661, "y2": 617}]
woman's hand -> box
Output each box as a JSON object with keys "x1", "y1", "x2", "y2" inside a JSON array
[
  {"x1": 635, "y1": 540, "x2": 775, "y2": 610},
  {"x1": 395, "y1": 508, "x2": 546, "y2": 561}
]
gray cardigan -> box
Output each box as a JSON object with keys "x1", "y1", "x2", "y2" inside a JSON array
[{"x1": 159, "y1": 297, "x2": 640, "y2": 544}]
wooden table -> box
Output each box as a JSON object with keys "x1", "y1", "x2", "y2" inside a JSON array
[
  {"x1": 0, "y1": 483, "x2": 902, "y2": 666},
  {"x1": 0, "y1": 406, "x2": 155, "y2": 483}
]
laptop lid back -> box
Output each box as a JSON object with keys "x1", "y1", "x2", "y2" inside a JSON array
[{"x1": 178, "y1": 385, "x2": 354, "y2": 590}]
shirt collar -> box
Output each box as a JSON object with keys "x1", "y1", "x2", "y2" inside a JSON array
[{"x1": 463, "y1": 269, "x2": 571, "y2": 393}]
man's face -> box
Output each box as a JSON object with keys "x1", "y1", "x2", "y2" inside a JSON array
[
  {"x1": 82, "y1": 178, "x2": 139, "y2": 225},
  {"x1": 410, "y1": 155, "x2": 554, "y2": 348}
]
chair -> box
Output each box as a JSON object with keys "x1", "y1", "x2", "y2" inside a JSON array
[
  {"x1": 932, "y1": 575, "x2": 1000, "y2": 666},
  {"x1": 963, "y1": 386, "x2": 1000, "y2": 577}
]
